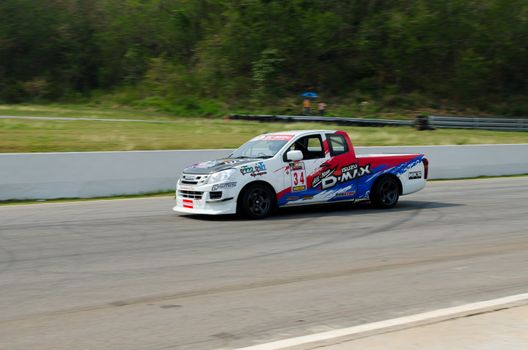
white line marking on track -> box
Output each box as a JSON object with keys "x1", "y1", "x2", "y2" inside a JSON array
[{"x1": 233, "y1": 292, "x2": 528, "y2": 350}]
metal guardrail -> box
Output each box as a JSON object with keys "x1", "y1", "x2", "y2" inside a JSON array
[
  {"x1": 230, "y1": 114, "x2": 528, "y2": 131},
  {"x1": 428, "y1": 115, "x2": 528, "y2": 131},
  {"x1": 229, "y1": 114, "x2": 412, "y2": 127}
]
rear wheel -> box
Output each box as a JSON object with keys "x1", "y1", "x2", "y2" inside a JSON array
[
  {"x1": 238, "y1": 183, "x2": 275, "y2": 219},
  {"x1": 370, "y1": 176, "x2": 400, "y2": 209}
]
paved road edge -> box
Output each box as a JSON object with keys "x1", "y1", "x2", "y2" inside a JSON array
[{"x1": 231, "y1": 292, "x2": 528, "y2": 350}]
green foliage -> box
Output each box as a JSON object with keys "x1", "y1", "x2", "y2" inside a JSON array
[
  {"x1": 0, "y1": 0, "x2": 527, "y2": 115},
  {"x1": 133, "y1": 96, "x2": 223, "y2": 117},
  {"x1": 251, "y1": 49, "x2": 284, "y2": 103}
]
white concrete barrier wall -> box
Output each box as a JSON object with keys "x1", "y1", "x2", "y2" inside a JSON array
[
  {"x1": 0, "y1": 150, "x2": 232, "y2": 200},
  {"x1": 0, "y1": 144, "x2": 527, "y2": 200},
  {"x1": 355, "y1": 144, "x2": 528, "y2": 180}
]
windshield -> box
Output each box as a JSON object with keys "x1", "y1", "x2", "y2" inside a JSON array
[{"x1": 229, "y1": 139, "x2": 288, "y2": 159}]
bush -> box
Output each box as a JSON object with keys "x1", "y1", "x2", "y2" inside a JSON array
[
  {"x1": 133, "y1": 96, "x2": 224, "y2": 117},
  {"x1": 0, "y1": 82, "x2": 27, "y2": 103}
]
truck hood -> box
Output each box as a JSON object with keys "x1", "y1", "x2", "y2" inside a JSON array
[{"x1": 183, "y1": 158, "x2": 262, "y2": 174}]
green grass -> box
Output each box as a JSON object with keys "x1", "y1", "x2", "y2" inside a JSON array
[
  {"x1": 0, "y1": 103, "x2": 179, "y2": 120},
  {"x1": 1, "y1": 117, "x2": 527, "y2": 152},
  {"x1": 0, "y1": 100, "x2": 493, "y2": 121},
  {"x1": 0, "y1": 104, "x2": 527, "y2": 152}
]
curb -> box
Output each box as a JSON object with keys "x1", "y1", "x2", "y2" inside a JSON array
[{"x1": 232, "y1": 293, "x2": 528, "y2": 350}]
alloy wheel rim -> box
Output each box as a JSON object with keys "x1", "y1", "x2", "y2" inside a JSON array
[
  {"x1": 248, "y1": 189, "x2": 271, "y2": 215},
  {"x1": 380, "y1": 181, "x2": 398, "y2": 205}
]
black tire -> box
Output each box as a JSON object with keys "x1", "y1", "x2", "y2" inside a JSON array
[
  {"x1": 370, "y1": 176, "x2": 400, "y2": 209},
  {"x1": 238, "y1": 183, "x2": 275, "y2": 219}
]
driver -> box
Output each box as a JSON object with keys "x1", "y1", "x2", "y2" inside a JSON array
[{"x1": 292, "y1": 141, "x2": 307, "y2": 158}]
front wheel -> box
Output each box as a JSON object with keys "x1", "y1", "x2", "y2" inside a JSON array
[
  {"x1": 370, "y1": 176, "x2": 400, "y2": 209},
  {"x1": 238, "y1": 183, "x2": 275, "y2": 219}
]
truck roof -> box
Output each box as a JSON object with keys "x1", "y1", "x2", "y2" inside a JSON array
[{"x1": 261, "y1": 130, "x2": 339, "y2": 138}]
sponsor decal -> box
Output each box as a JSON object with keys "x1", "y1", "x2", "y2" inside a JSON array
[
  {"x1": 290, "y1": 162, "x2": 307, "y2": 192},
  {"x1": 211, "y1": 182, "x2": 237, "y2": 191},
  {"x1": 274, "y1": 165, "x2": 290, "y2": 173},
  {"x1": 409, "y1": 170, "x2": 422, "y2": 180},
  {"x1": 240, "y1": 162, "x2": 267, "y2": 177},
  {"x1": 261, "y1": 134, "x2": 293, "y2": 141},
  {"x1": 335, "y1": 191, "x2": 356, "y2": 197},
  {"x1": 312, "y1": 163, "x2": 371, "y2": 190},
  {"x1": 182, "y1": 199, "x2": 193, "y2": 209},
  {"x1": 312, "y1": 167, "x2": 337, "y2": 189}
]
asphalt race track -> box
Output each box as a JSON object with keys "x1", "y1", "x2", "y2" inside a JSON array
[{"x1": 1, "y1": 177, "x2": 527, "y2": 350}]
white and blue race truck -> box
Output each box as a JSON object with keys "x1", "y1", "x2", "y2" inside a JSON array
[{"x1": 174, "y1": 130, "x2": 428, "y2": 219}]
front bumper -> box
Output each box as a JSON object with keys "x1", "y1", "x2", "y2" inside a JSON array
[{"x1": 173, "y1": 182, "x2": 238, "y2": 215}]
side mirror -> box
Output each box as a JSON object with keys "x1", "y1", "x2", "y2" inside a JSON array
[{"x1": 286, "y1": 150, "x2": 303, "y2": 161}]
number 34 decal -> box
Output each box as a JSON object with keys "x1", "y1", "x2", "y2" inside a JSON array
[{"x1": 291, "y1": 162, "x2": 307, "y2": 192}]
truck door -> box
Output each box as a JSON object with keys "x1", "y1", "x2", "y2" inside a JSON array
[
  {"x1": 279, "y1": 133, "x2": 329, "y2": 205},
  {"x1": 308, "y1": 132, "x2": 359, "y2": 202}
]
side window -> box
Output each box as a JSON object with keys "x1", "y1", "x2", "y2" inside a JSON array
[
  {"x1": 284, "y1": 135, "x2": 325, "y2": 161},
  {"x1": 327, "y1": 134, "x2": 348, "y2": 156}
]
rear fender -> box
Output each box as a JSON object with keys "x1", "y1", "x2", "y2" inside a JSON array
[{"x1": 356, "y1": 154, "x2": 425, "y2": 199}]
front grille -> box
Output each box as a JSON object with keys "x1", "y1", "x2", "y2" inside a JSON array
[
  {"x1": 178, "y1": 190, "x2": 203, "y2": 200},
  {"x1": 180, "y1": 174, "x2": 209, "y2": 185},
  {"x1": 181, "y1": 179, "x2": 198, "y2": 185}
]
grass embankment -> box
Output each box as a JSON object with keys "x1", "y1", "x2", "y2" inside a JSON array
[
  {"x1": 0, "y1": 104, "x2": 527, "y2": 152},
  {"x1": 0, "y1": 103, "x2": 176, "y2": 120},
  {"x1": 0, "y1": 101, "x2": 500, "y2": 120}
]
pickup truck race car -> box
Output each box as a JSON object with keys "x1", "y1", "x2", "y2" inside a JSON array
[{"x1": 174, "y1": 130, "x2": 428, "y2": 219}]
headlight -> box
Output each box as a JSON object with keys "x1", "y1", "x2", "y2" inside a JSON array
[{"x1": 208, "y1": 169, "x2": 236, "y2": 184}]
